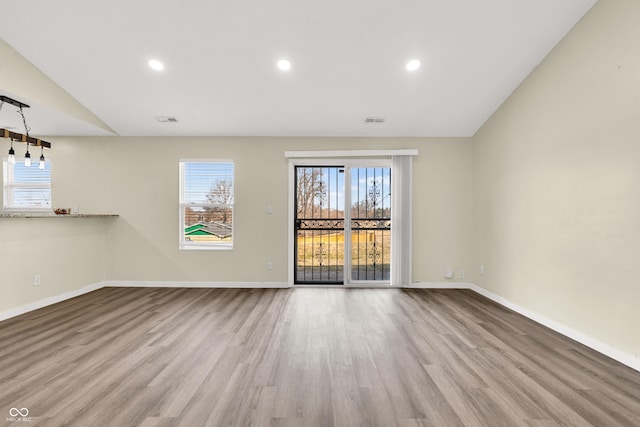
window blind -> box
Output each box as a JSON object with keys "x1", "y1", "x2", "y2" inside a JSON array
[{"x1": 3, "y1": 158, "x2": 51, "y2": 211}]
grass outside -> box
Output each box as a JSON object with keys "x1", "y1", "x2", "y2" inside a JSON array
[{"x1": 296, "y1": 231, "x2": 390, "y2": 281}]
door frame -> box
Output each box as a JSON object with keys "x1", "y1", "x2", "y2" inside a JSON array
[{"x1": 288, "y1": 157, "x2": 392, "y2": 287}]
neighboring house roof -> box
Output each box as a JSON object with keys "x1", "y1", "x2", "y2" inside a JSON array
[
  {"x1": 184, "y1": 223, "x2": 207, "y2": 234},
  {"x1": 185, "y1": 222, "x2": 232, "y2": 238}
]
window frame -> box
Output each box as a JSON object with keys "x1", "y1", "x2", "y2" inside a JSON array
[
  {"x1": 2, "y1": 157, "x2": 52, "y2": 212},
  {"x1": 179, "y1": 159, "x2": 235, "y2": 251}
]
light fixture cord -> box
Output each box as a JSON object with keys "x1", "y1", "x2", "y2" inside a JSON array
[
  {"x1": 17, "y1": 106, "x2": 31, "y2": 137},
  {"x1": 17, "y1": 106, "x2": 32, "y2": 152},
  {"x1": 3, "y1": 103, "x2": 11, "y2": 150}
]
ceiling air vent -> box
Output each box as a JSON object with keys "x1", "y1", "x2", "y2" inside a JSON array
[
  {"x1": 364, "y1": 116, "x2": 385, "y2": 123},
  {"x1": 156, "y1": 116, "x2": 179, "y2": 123}
]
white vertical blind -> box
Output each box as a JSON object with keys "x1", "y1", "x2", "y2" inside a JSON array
[{"x1": 391, "y1": 155, "x2": 412, "y2": 287}]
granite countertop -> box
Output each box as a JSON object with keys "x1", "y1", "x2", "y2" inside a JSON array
[{"x1": 0, "y1": 213, "x2": 119, "y2": 219}]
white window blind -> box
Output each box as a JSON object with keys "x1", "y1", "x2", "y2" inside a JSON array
[
  {"x1": 3, "y1": 158, "x2": 51, "y2": 211},
  {"x1": 179, "y1": 160, "x2": 234, "y2": 250}
]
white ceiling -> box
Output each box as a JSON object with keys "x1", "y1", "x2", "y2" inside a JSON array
[{"x1": 0, "y1": 0, "x2": 597, "y2": 138}]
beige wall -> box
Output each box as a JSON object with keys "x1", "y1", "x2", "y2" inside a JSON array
[
  {"x1": 2, "y1": 136, "x2": 473, "y2": 313},
  {"x1": 45, "y1": 136, "x2": 473, "y2": 284},
  {"x1": 473, "y1": 0, "x2": 640, "y2": 358},
  {"x1": 0, "y1": 218, "x2": 109, "y2": 313},
  {"x1": 0, "y1": 141, "x2": 113, "y2": 313}
]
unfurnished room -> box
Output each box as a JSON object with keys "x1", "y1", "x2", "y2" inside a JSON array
[{"x1": 1, "y1": 0, "x2": 640, "y2": 426}]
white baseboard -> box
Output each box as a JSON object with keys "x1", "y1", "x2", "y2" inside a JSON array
[
  {"x1": 0, "y1": 281, "x2": 105, "y2": 322},
  {"x1": 102, "y1": 280, "x2": 292, "y2": 289},
  {"x1": 469, "y1": 284, "x2": 640, "y2": 373},
  {"x1": 405, "y1": 281, "x2": 473, "y2": 289}
]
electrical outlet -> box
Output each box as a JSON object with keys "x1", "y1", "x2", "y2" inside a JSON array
[
  {"x1": 458, "y1": 270, "x2": 465, "y2": 279},
  {"x1": 480, "y1": 265, "x2": 485, "y2": 275},
  {"x1": 267, "y1": 262, "x2": 273, "y2": 270},
  {"x1": 444, "y1": 268, "x2": 454, "y2": 279},
  {"x1": 33, "y1": 274, "x2": 41, "y2": 287}
]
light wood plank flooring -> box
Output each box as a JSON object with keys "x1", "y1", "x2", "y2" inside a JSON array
[{"x1": 1, "y1": 288, "x2": 639, "y2": 426}]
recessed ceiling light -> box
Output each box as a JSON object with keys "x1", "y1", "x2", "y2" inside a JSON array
[
  {"x1": 148, "y1": 59, "x2": 164, "y2": 71},
  {"x1": 277, "y1": 59, "x2": 291, "y2": 71},
  {"x1": 406, "y1": 60, "x2": 421, "y2": 71}
]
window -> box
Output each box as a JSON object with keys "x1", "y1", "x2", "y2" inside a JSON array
[
  {"x1": 3, "y1": 158, "x2": 51, "y2": 211},
  {"x1": 179, "y1": 160, "x2": 234, "y2": 250}
]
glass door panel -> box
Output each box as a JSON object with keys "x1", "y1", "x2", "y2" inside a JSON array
[
  {"x1": 294, "y1": 166, "x2": 345, "y2": 284},
  {"x1": 350, "y1": 167, "x2": 391, "y2": 282}
]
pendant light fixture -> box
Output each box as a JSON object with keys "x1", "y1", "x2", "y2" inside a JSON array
[
  {"x1": 24, "y1": 143, "x2": 31, "y2": 167},
  {"x1": 0, "y1": 95, "x2": 52, "y2": 163},
  {"x1": 39, "y1": 146, "x2": 46, "y2": 170},
  {"x1": 8, "y1": 138, "x2": 16, "y2": 165}
]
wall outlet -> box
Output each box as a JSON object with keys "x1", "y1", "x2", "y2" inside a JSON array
[
  {"x1": 458, "y1": 270, "x2": 465, "y2": 279},
  {"x1": 444, "y1": 268, "x2": 454, "y2": 279},
  {"x1": 33, "y1": 274, "x2": 41, "y2": 287},
  {"x1": 480, "y1": 265, "x2": 485, "y2": 275},
  {"x1": 267, "y1": 262, "x2": 273, "y2": 270},
  {"x1": 266, "y1": 206, "x2": 272, "y2": 215}
]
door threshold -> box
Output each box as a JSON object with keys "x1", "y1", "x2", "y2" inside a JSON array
[
  {"x1": 345, "y1": 283, "x2": 392, "y2": 288},
  {"x1": 293, "y1": 283, "x2": 394, "y2": 288},
  {"x1": 294, "y1": 284, "x2": 344, "y2": 288}
]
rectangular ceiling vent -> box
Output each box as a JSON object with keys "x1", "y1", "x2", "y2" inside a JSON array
[
  {"x1": 364, "y1": 116, "x2": 385, "y2": 123},
  {"x1": 156, "y1": 116, "x2": 179, "y2": 123}
]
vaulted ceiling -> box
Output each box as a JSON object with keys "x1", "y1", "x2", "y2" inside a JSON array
[{"x1": 0, "y1": 0, "x2": 597, "y2": 137}]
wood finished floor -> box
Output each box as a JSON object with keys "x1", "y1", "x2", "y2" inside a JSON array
[{"x1": 1, "y1": 288, "x2": 639, "y2": 427}]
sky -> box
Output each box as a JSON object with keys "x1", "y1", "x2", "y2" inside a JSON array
[
  {"x1": 181, "y1": 161, "x2": 234, "y2": 204},
  {"x1": 182, "y1": 163, "x2": 391, "y2": 209},
  {"x1": 299, "y1": 166, "x2": 391, "y2": 213}
]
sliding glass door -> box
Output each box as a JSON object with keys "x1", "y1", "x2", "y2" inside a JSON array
[{"x1": 294, "y1": 163, "x2": 391, "y2": 285}]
